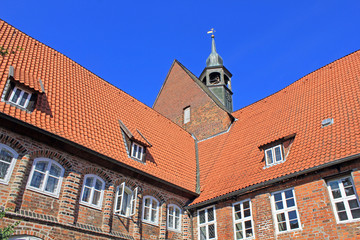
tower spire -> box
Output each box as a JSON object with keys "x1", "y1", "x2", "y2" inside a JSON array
[{"x1": 206, "y1": 28, "x2": 223, "y2": 67}]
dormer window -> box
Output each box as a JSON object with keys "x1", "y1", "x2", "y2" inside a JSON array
[
  {"x1": 9, "y1": 86, "x2": 32, "y2": 108},
  {"x1": 265, "y1": 145, "x2": 284, "y2": 166},
  {"x1": 131, "y1": 142, "x2": 144, "y2": 161}
]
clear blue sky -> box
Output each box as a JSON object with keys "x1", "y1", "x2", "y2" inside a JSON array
[{"x1": 2, "y1": 1, "x2": 360, "y2": 111}]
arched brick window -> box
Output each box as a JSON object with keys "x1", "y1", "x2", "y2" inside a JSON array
[
  {"x1": 142, "y1": 195, "x2": 159, "y2": 225},
  {"x1": 168, "y1": 204, "x2": 181, "y2": 232},
  {"x1": 0, "y1": 143, "x2": 18, "y2": 184},
  {"x1": 80, "y1": 174, "x2": 105, "y2": 209}
]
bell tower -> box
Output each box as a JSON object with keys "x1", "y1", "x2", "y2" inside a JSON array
[{"x1": 199, "y1": 31, "x2": 233, "y2": 112}]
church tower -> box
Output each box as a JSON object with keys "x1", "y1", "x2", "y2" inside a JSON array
[{"x1": 199, "y1": 33, "x2": 233, "y2": 112}]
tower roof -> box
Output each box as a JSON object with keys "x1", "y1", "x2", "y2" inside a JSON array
[{"x1": 206, "y1": 35, "x2": 223, "y2": 67}]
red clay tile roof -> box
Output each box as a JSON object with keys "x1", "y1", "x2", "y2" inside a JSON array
[
  {"x1": 193, "y1": 50, "x2": 360, "y2": 205},
  {"x1": 0, "y1": 20, "x2": 197, "y2": 193},
  {"x1": 12, "y1": 67, "x2": 44, "y2": 93}
]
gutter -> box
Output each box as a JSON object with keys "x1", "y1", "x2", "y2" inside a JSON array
[
  {"x1": 186, "y1": 152, "x2": 360, "y2": 210},
  {"x1": 0, "y1": 112, "x2": 198, "y2": 197}
]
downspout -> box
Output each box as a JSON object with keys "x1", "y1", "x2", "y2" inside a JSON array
[{"x1": 192, "y1": 134, "x2": 200, "y2": 194}]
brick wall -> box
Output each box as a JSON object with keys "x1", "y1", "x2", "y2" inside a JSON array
[
  {"x1": 192, "y1": 160, "x2": 360, "y2": 240},
  {"x1": 153, "y1": 61, "x2": 232, "y2": 141},
  {"x1": 0, "y1": 127, "x2": 191, "y2": 240}
]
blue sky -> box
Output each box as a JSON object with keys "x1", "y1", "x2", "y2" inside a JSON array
[{"x1": 2, "y1": 1, "x2": 360, "y2": 111}]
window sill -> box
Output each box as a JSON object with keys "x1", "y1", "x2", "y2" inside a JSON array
[
  {"x1": 26, "y1": 186, "x2": 60, "y2": 198},
  {"x1": 264, "y1": 159, "x2": 286, "y2": 169},
  {"x1": 167, "y1": 228, "x2": 182, "y2": 234},
  {"x1": 142, "y1": 219, "x2": 159, "y2": 227},
  {"x1": 79, "y1": 201, "x2": 102, "y2": 211},
  {"x1": 336, "y1": 218, "x2": 360, "y2": 224},
  {"x1": 0, "y1": 179, "x2": 10, "y2": 185},
  {"x1": 276, "y1": 227, "x2": 302, "y2": 235}
]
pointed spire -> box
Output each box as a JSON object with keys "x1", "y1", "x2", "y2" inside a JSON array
[{"x1": 206, "y1": 35, "x2": 223, "y2": 67}]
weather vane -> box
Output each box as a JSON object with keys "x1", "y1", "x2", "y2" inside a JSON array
[{"x1": 207, "y1": 28, "x2": 215, "y2": 38}]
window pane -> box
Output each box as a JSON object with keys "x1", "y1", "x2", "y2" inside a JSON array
[
  {"x1": 30, "y1": 171, "x2": 44, "y2": 188},
  {"x1": 244, "y1": 209, "x2": 251, "y2": 218},
  {"x1": 329, "y1": 181, "x2": 339, "y2": 190},
  {"x1": 45, "y1": 176, "x2": 58, "y2": 193},
  {"x1": 274, "y1": 146, "x2": 282, "y2": 162},
  {"x1": 338, "y1": 211, "x2": 348, "y2": 221},
  {"x1": 236, "y1": 231, "x2": 243, "y2": 240},
  {"x1": 49, "y1": 164, "x2": 61, "y2": 177},
  {"x1": 244, "y1": 220, "x2": 252, "y2": 229},
  {"x1": 11, "y1": 89, "x2": 21, "y2": 103},
  {"x1": 0, "y1": 149, "x2": 13, "y2": 163},
  {"x1": 245, "y1": 228, "x2": 253, "y2": 238},
  {"x1": 116, "y1": 194, "x2": 122, "y2": 211},
  {"x1": 145, "y1": 198, "x2": 150, "y2": 207},
  {"x1": 286, "y1": 198, "x2": 295, "y2": 208},
  {"x1": 175, "y1": 217, "x2": 180, "y2": 229},
  {"x1": 275, "y1": 201, "x2": 283, "y2": 210},
  {"x1": 288, "y1": 210, "x2": 297, "y2": 220},
  {"x1": 234, "y1": 204, "x2": 241, "y2": 212},
  {"x1": 82, "y1": 187, "x2": 91, "y2": 202},
  {"x1": 332, "y1": 189, "x2": 342, "y2": 199},
  {"x1": 199, "y1": 210, "x2": 205, "y2": 224},
  {"x1": 85, "y1": 177, "x2": 93, "y2": 187},
  {"x1": 92, "y1": 190, "x2": 101, "y2": 206},
  {"x1": 169, "y1": 215, "x2": 173, "y2": 228},
  {"x1": 274, "y1": 193, "x2": 282, "y2": 201},
  {"x1": 243, "y1": 201, "x2": 250, "y2": 209},
  {"x1": 285, "y1": 190, "x2": 293, "y2": 198},
  {"x1": 144, "y1": 206, "x2": 150, "y2": 220},
  {"x1": 278, "y1": 222, "x2": 287, "y2": 232},
  {"x1": 19, "y1": 92, "x2": 29, "y2": 106},
  {"x1": 336, "y1": 202, "x2": 346, "y2": 211},
  {"x1": 235, "y1": 211, "x2": 242, "y2": 220},
  {"x1": 151, "y1": 201, "x2": 157, "y2": 210},
  {"x1": 290, "y1": 219, "x2": 299, "y2": 229},
  {"x1": 277, "y1": 213, "x2": 286, "y2": 222},
  {"x1": 35, "y1": 161, "x2": 48, "y2": 172},
  {"x1": 345, "y1": 187, "x2": 355, "y2": 196},
  {"x1": 342, "y1": 178, "x2": 352, "y2": 187},
  {"x1": 0, "y1": 161, "x2": 10, "y2": 179},
  {"x1": 349, "y1": 199, "x2": 359, "y2": 209},
  {"x1": 266, "y1": 150, "x2": 273, "y2": 164},
  {"x1": 207, "y1": 208, "x2": 214, "y2": 221},
  {"x1": 94, "y1": 179, "x2": 102, "y2": 190},
  {"x1": 151, "y1": 209, "x2": 157, "y2": 222},
  {"x1": 200, "y1": 226, "x2": 206, "y2": 240},
  {"x1": 121, "y1": 191, "x2": 129, "y2": 215},
  {"x1": 169, "y1": 206, "x2": 174, "y2": 214},
  {"x1": 351, "y1": 209, "x2": 360, "y2": 219},
  {"x1": 175, "y1": 208, "x2": 180, "y2": 217},
  {"x1": 235, "y1": 223, "x2": 243, "y2": 239},
  {"x1": 208, "y1": 224, "x2": 215, "y2": 238}
]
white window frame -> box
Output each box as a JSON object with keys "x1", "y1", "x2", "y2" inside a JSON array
[
  {"x1": 80, "y1": 174, "x2": 105, "y2": 209},
  {"x1": 26, "y1": 158, "x2": 64, "y2": 198},
  {"x1": 0, "y1": 144, "x2": 18, "y2": 185},
  {"x1": 327, "y1": 175, "x2": 360, "y2": 223},
  {"x1": 8, "y1": 86, "x2": 32, "y2": 108},
  {"x1": 9, "y1": 236, "x2": 42, "y2": 240},
  {"x1": 271, "y1": 188, "x2": 301, "y2": 234},
  {"x1": 265, "y1": 144, "x2": 284, "y2": 166},
  {"x1": 184, "y1": 106, "x2": 190, "y2": 124},
  {"x1": 114, "y1": 182, "x2": 138, "y2": 217},
  {"x1": 197, "y1": 205, "x2": 217, "y2": 240},
  {"x1": 131, "y1": 142, "x2": 144, "y2": 161},
  {"x1": 142, "y1": 195, "x2": 159, "y2": 225},
  {"x1": 168, "y1": 204, "x2": 182, "y2": 232},
  {"x1": 232, "y1": 199, "x2": 255, "y2": 239}
]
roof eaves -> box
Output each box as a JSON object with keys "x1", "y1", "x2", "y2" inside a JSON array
[{"x1": 186, "y1": 152, "x2": 360, "y2": 210}]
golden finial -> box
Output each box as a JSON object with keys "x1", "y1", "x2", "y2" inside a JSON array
[{"x1": 207, "y1": 28, "x2": 215, "y2": 38}]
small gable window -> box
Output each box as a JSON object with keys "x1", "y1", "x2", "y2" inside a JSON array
[
  {"x1": 131, "y1": 142, "x2": 144, "y2": 161},
  {"x1": 114, "y1": 182, "x2": 138, "y2": 217},
  {"x1": 80, "y1": 174, "x2": 105, "y2": 209},
  {"x1": 27, "y1": 158, "x2": 64, "y2": 198},
  {"x1": 184, "y1": 106, "x2": 190, "y2": 124},
  {"x1": 265, "y1": 145, "x2": 284, "y2": 166},
  {"x1": 9, "y1": 86, "x2": 32, "y2": 108}
]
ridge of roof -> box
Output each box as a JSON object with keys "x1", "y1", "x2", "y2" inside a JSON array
[{"x1": 232, "y1": 49, "x2": 360, "y2": 115}]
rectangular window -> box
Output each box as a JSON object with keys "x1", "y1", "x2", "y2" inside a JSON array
[
  {"x1": 9, "y1": 86, "x2": 32, "y2": 108},
  {"x1": 114, "y1": 182, "x2": 138, "y2": 217},
  {"x1": 131, "y1": 142, "x2": 144, "y2": 161},
  {"x1": 184, "y1": 106, "x2": 190, "y2": 124},
  {"x1": 327, "y1": 176, "x2": 360, "y2": 222},
  {"x1": 265, "y1": 145, "x2": 283, "y2": 166},
  {"x1": 233, "y1": 200, "x2": 254, "y2": 239},
  {"x1": 271, "y1": 188, "x2": 301, "y2": 233},
  {"x1": 198, "y1": 205, "x2": 217, "y2": 240}
]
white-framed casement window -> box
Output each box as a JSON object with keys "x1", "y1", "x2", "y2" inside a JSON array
[
  {"x1": 80, "y1": 174, "x2": 105, "y2": 209},
  {"x1": 271, "y1": 188, "x2": 301, "y2": 233},
  {"x1": 168, "y1": 204, "x2": 181, "y2": 232},
  {"x1": 184, "y1": 106, "x2": 190, "y2": 124},
  {"x1": 131, "y1": 142, "x2": 144, "y2": 161},
  {"x1": 8, "y1": 86, "x2": 32, "y2": 108},
  {"x1": 327, "y1": 176, "x2": 360, "y2": 223},
  {"x1": 27, "y1": 158, "x2": 64, "y2": 198},
  {"x1": 0, "y1": 144, "x2": 18, "y2": 185},
  {"x1": 232, "y1": 199, "x2": 254, "y2": 239},
  {"x1": 114, "y1": 182, "x2": 138, "y2": 217},
  {"x1": 198, "y1": 205, "x2": 217, "y2": 240},
  {"x1": 265, "y1": 145, "x2": 284, "y2": 166},
  {"x1": 142, "y1": 195, "x2": 159, "y2": 225}
]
